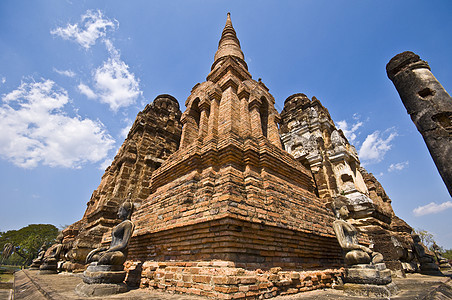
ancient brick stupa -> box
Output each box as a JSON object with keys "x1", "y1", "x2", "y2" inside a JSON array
[
  {"x1": 129, "y1": 12, "x2": 342, "y2": 267},
  {"x1": 63, "y1": 14, "x2": 416, "y2": 298}
]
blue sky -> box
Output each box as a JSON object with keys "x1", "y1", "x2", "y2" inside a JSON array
[{"x1": 0, "y1": 1, "x2": 451, "y2": 248}]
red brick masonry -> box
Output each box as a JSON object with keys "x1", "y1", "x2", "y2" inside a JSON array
[{"x1": 125, "y1": 260, "x2": 343, "y2": 299}]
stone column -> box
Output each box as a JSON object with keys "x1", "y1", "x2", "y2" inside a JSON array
[
  {"x1": 387, "y1": 51, "x2": 452, "y2": 196},
  {"x1": 206, "y1": 98, "x2": 219, "y2": 140},
  {"x1": 267, "y1": 113, "x2": 282, "y2": 148},
  {"x1": 180, "y1": 113, "x2": 198, "y2": 148},
  {"x1": 218, "y1": 87, "x2": 240, "y2": 137},
  {"x1": 240, "y1": 96, "x2": 251, "y2": 138},
  {"x1": 249, "y1": 98, "x2": 263, "y2": 138},
  {"x1": 198, "y1": 100, "x2": 210, "y2": 142}
]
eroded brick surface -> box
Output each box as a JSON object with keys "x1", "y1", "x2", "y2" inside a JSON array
[
  {"x1": 125, "y1": 260, "x2": 342, "y2": 299},
  {"x1": 63, "y1": 95, "x2": 182, "y2": 264},
  {"x1": 280, "y1": 93, "x2": 415, "y2": 272}
]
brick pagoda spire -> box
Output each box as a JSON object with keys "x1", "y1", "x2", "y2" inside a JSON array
[
  {"x1": 129, "y1": 13, "x2": 341, "y2": 271},
  {"x1": 212, "y1": 12, "x2": 246, "y2": 70},
  {"x1": 178, "y1": 12, "x2": 281, "y2": 150}
]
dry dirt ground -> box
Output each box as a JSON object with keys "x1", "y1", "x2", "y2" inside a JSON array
[{"x1": 12, "y1": 269, "x2": 452, "y2": 300}]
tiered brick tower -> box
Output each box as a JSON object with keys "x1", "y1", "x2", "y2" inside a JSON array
[
  {"x1": 280, "y1": 94, "x2": 414, "y2": 272},
  {"x1": 129, "y1": 13, "x2": 341, "y2": 269},
  {"x1": 63, "y1": 95, "x2": 182, "y2": 266},
  {"x1": 113, "y1": 15, "x2": 345, "y2": 296}
]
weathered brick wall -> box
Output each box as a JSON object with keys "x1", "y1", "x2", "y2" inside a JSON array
[
  {"x1": 64, "y1": 94, "x2": 182, "y2": 262},
  {"x1": 124, "y1": 260, "x2": 343, "y2": 299},
  {"x1": 127, "y1": 217, "x2": 342, "y2": 270},
  {"x1": 280, "y1": 93, "x2": 415, "y2": 272},
  {"x1": 129, "y1": 133, "x2": 342, "y2": 269},
  {"x1": 360, "y1": 167, "x2": 396, "y2": 220}
]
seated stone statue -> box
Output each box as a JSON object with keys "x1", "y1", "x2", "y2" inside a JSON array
[
  {"x1": 76, "y1": 201, "x2": 135, "y2": 297},
  {"x1": 40, "y1": 234, "x2": 63, "y2": 274},
  {"x1": 332, "y1": 199, "x2": 383, "y2": 266},
  {"x1": 399, "y1": 247, "x2": 418, "y2": 273},
  {"x1": 331, "y1": 198, "x2": 394, "y2": 292},
  {"x1": 85, "y1": 201, "x2": 134, "y2": 266},
  {"x1": 412, "y1": 235, "x2": 442, "y2": 274},
  {"x1": 30, "y1": 243, "x2": 47, "y2": 270},
  {"x1": 432, "y1": 243, "x2": 449, "y2": 264}
]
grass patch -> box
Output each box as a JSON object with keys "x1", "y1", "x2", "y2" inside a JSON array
[{"x1": 0, "y1": 274, "x2": 13, "y2": 282}]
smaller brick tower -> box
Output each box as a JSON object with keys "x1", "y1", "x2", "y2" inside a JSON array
[
  {"x1": 64, "y1": 95, "x2": 182, "y2": 266},
  {"x1": 280, "y1": 94, "x2": 414, "y2": 272}
]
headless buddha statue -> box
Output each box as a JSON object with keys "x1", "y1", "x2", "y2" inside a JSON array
[{"x1": 332, "y1": 200, "x2": 384, "y2": 265}]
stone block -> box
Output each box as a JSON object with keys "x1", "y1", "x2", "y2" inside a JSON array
[
  {"x1": 345, "y1": 264, "x2": 392, "y2": 285},
  {"x1": 38, "y1": 269, "x2": 57, "y2": 275},
  {"x1": 83, "y1": 270, "x2": 127, "y2": 284},
  {"x1": 238, "y1": 276, "x2": 257, "y2": 284},
  {"x1": 420, "y1": 262, "x2": 443, "y2": 275},
  {"x1": 75, "y1": 282, "x2": 128, "y2": 297},
  {"x1": 343, "y1": 282, "x2": 398, "y2": 298}
]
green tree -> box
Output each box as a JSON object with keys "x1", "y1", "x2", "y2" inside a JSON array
[
  {"x1": 0, "y1": 224, "x2": 59, "y2": 266},
  {"x1": 442, "y1": 249, "x2": 452, "y2": 261},
  {"x1": 414, "y1": 228, "x2": 436, "y2": 248}
]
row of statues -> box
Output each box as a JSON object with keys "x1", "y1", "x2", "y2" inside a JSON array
[
  {"x1": 432, "y1": 242, "x2": 451, "y2": 270},
  {"x1": 28, "y1": 197, "x2": 450, "y2": 297},
  {"x1": 28, "y1": 200, "x2": 135, "y2": 296},
  {"x1": 331, "y1": 196, "x2": 450, "y2": 273},
  {"x1": 331, "y1": 196, "x2": 450, "y2": 297},
  {"x1": 29, "y1": 234, "x2": 63, "y2": 273}
]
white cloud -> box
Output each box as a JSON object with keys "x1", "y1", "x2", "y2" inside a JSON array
[
  {"x1": 75, "y1": 41, "x2": 141, "y2": 111},
  {"x1": 388, "y1": 161, "x2": 409, "y2": 172},
  {"x1": 413, "y1": 201, "x2": 452, "y2": 217},
  {"x1": 1, "y1": 77, "x2": 5, "y2": 84},
  {"x1": 52, "y1": 11, "x2": 140, "y2": 111},
  {"x1": 51, "y1": 10, "x2": 117, "y2": 49},
  {"x1": 53, "y1": 68, "x2": 76, "y2": 78},
  {"x1": 0, "y1": 79, "x2": 115, "y2": 168},
  {"x1": 337, "y1": 119, "x2": 363, "y2": 144},
  {"x1": 92, "y1": 45, "x2": 141, "y2": 111},
  {"x1": 119, "y1": 118, "x2": 133, "y2": 139},
  {"x1": 358, "y1": 129, "x2": 397, "y2": 163},
  {"x1": 78, "y1": 82, "x2": 97, "y2": 99}
]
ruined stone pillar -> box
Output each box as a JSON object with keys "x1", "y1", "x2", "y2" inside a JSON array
[{"x1": 387, "y1": 51, "x2": 452, "y2": 196}]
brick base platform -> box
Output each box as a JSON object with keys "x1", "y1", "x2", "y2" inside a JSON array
[{"x1": 124, "y1": 260, "x2": 342, "y2": 299}]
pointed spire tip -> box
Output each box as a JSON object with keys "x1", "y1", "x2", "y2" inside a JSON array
[{"x1": 212, "y1": 11, "x2": 247, "y2": 70}]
